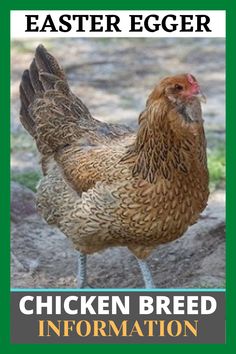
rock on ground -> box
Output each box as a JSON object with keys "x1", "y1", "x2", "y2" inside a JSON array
[{"x1": 11, "y1": 182, "x2": 225, "y2": 289}]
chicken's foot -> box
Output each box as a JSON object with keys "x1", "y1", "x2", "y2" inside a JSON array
[{"x1": 136, "y1": 258, "x2": 155, "y2": 288}]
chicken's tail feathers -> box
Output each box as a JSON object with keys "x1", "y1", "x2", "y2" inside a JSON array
[
  {"x1": 19, "y1": 44, "x2": 67, "y2": 137},
  {"x1": 19, "y1": 45, "x2": 131, "y2": 164},
  {"x1": 35, "y1": 44, "x2": 66, "y2": 81},
  {"x1": 19, "y1": 69, "x2": 36, "y2": 137},
  {"x1": 19, "y1": 45, "x2": 93, "y2": 149}
]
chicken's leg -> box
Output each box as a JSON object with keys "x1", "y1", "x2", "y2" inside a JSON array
[
  {"x1": 77, "y1": 252, "x2": 155, "y2": 288},
  {"x1": 136, "y1": 258, "x2": 155, "y2": 289},
  {"x1": 77, "y1": 252, "x2": 87, "y2": 288}
]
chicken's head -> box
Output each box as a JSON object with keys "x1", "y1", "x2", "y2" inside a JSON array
[
  {"x1": 147, "y1": 73, "x2": 206, "y2": 123},
  {"x1": 153, "y1": 73, "x2": 205, "y2": 102}
]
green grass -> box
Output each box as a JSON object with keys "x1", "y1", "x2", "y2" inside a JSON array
[
  {"x1": 11, "y1": 171, "x2": 41, "y2": 192},
  {"x1": 207, "y1": 143, "x2": 225, "y2": 190}
]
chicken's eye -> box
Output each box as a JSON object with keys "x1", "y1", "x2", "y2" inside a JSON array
[{"x1": 175, "y1": 84, "x2": 183, "y2": 90}]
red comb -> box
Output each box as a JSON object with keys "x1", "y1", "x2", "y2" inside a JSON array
[{"x1": 187, "y1": 74, "x2": 195, "y2": 84}]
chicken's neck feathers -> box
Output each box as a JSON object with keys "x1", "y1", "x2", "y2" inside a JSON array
[{"x1": 130, "y1": 100, "x2": 207, "y2": 184}]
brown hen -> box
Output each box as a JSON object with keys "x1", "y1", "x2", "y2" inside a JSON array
[{"x1": 19, "y1": 45, "x2": 209, "y2": 288}]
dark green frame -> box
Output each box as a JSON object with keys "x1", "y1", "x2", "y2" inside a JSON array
[{"x1": 0, "y1": 0, "x2": 235, "y2": 351}]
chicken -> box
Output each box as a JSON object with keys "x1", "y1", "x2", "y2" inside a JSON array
[{"x1": 19, "y1": 44, "x2": 209, "y2": 288}]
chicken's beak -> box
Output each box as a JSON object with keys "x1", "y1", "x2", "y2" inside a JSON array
[{"x1": 194, "y1": 89, "x2": 207, "y2": 103}]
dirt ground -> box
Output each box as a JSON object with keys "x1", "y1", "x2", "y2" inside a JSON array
[{"x1": 10, "y1": 38, "x2": 225, "y2": 288}]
